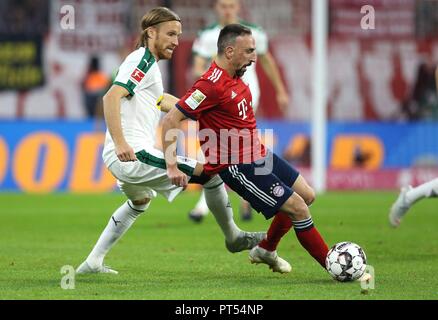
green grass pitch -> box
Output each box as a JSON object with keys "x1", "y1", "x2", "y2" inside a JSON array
[{"x1": 0, "y1": 191, "x2": 437, "y2": 300}]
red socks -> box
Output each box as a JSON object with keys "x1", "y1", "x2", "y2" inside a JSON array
[
  {"x1": 293, "y1": 217, "x2": 329, "y2": 268},
  {"x1": 259, "y1": 213, "x2": 329, "y2": 269},
  {"x1": 258, "y1": 211, "x2": 293, "y2": 251}
]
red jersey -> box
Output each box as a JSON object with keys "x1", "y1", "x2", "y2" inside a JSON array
[{"x1": 177, "y1": 62, "x2": 266, "y2": 175}]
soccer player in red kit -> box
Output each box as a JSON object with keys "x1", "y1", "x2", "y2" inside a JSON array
[{"x1": 162, "y1": 24, "x2": 329, "y2": 273}]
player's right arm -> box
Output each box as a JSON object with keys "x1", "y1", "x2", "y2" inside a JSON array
[
  {"x1": 162, "y1": 78, "x2": 219, "y2": 187},
  {"x1": 103, "y1": 85, "x2": 137, "y2": 162},
  {"x1": 161, "y1": 107, "x2": 189, "y2": 187},
  {"x1": 104, "y1": 48, "x2": 153, "y2": 162}
]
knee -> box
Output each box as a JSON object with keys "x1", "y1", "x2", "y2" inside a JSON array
[
  {"x1": 203, "y1": 174, "x2": 223, "y2": 189},
  {"x1": 292, "y1": 197, "x2": 310, "y2": 220},
  {"x1": 281, "y1": 194, "x2": 309, "y2": 221},
  {"x1": 132, "y1": 198, "x2": 151, "y2": 206},
  {"x1": 303, "y1": 188, "x2": 316, "y2": 206}
]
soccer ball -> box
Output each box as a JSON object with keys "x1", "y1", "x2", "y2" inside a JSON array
[{"x1": 325, "y1": 242, "x2": 367, "y2": 282}]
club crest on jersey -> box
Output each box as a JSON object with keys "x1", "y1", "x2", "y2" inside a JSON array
[
  {"x1": 185, "y1": 89, "x2": 206, "y2": 110},
  {"x1": 130, "y1": 68, "x2": 145, "y2": 84}
]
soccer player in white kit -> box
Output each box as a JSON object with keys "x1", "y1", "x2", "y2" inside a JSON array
[
  {"x1": 76, "y1": 7, "x2": 264, "y2": 274},
  {"x1": 188, "y1": 0, "x2": 289, "y2": 222},
  {"x1": 389, "y1": 178, "x2": 438, "y2": 227}
]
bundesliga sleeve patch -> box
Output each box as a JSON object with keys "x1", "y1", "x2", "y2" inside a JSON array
[
  {"x1": 185, "y1": 89, "x2": 206, "y2": 110},
  {"x1": 130, "y1": 68, "x2": 145, "y2": 84}
]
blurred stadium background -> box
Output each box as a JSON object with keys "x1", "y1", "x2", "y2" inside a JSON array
[
  {"x1": 1, "y1": 0, "x2": 438, "y2": 300},
  {"x1": 0, "y1": 0, "x2": 438, "y2": 194}
]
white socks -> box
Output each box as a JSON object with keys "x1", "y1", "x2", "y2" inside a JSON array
[
  {"x1": 193, "y1": 190, "x2": 210, "y2": 216},
  {"x1": 406, "y1": 178, "x2": 438, "y2": 206},
  {"x1": 86, "y1": 200, "x2": 149, "y2": 268},
  {"x1": 203, "y1": 175, "x2": 241, "y2": 243}
]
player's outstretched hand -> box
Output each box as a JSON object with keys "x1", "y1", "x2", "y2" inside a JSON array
[
  {"x1": 167, "y1": 166, "x2": 188, "y2": 188},
  {"x1": 115, "y1": 142, "x2": 137, "y2": 162}
]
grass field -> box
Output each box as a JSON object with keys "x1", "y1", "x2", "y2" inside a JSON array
[{"x1": 0, "y1": 191, "x2": 437, "y2": 300}]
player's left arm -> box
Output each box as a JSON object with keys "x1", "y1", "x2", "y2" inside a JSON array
[
  {"x1": 161, "y1": 107, "x2": 189, "y2": 187},
  {"x1": 258, "y1": 52, "x2": 289, "y2": 112},
  {"x1": 159, "y1": 93, "x2": 179, "y2": 113}
]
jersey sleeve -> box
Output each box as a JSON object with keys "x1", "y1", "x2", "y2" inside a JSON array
[
  {"x1": 192, "y1": 32, "x2": 214, "y2": 59},
  {"x1": 176, "y1": 79, "x2": 219, "y2": 120},
  {"x1": 113, "y1": 48, "x2": 155, "y2": 96}
]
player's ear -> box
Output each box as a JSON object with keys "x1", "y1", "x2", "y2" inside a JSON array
[
  {"x1": 225, "y1": 46, "x2": 234, "y2": 60},
  {"x1": 146, "y1": 27, "x2": 156, "y2": 40}
]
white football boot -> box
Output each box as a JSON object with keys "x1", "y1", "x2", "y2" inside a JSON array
[
  {"x1": 76, "y1": 261, "x2": 118, "y2": 275},
  {"x1": 249, "y1": 245, "x2": 292, "y2": 274},
  {"x1": 389, "y1": 186, "x2": 412, "y2": 227}
]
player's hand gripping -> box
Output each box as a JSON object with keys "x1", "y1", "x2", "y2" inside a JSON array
[
  {"x1": 167, "y1": 165, "x2": 188, "y2": 188},
  {"x1": 115, "y1": 141, "x2": 137, "y2": 162}
]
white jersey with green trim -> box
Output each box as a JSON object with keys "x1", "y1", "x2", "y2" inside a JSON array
[
  {"x1": 192, "y1": 21, "x2": 268, "y2": 108},
  {"x1": 102, "y1": 47, "x2": 163, "y2": 167}
]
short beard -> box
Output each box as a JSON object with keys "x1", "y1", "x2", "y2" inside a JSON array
[
  {"x1": 157, "y1": 48, "x2": 169, "y2": 60},
  {"x1": 153, "y1": 34, "x2": 170, "y2": 60},
  {"x1": 235, "y1": 67, "x2": 246, "y2": 78}
]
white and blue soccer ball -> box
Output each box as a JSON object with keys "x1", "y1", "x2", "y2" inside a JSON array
[{"x1": 325, "y1": 242, "x2": 367, "y2": 282}]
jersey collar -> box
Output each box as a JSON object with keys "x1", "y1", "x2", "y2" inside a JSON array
[
  {"x1": 211, "y1": 61, "x2": 238, "y2": 80},
  {"x1": 144, "y1": 46, "x2": 157, "y2": 63}
]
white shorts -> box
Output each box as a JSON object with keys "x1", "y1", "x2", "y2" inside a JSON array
[{"x1": 108, "y1": 147, "x2": 198, "y2": 202}]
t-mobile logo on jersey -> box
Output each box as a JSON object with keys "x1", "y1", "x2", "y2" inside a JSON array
[{"x1": 237, "y1": 98, "x2": 248, "y2": 120}]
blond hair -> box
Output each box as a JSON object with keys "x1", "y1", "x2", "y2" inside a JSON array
[{"x1": 136, "y1": 7, "x2": 181, "y2": 49}]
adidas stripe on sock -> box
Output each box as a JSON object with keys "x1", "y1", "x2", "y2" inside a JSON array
[{"x1": 293, "y1": 217, "x2": 314, "y2": 232}]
